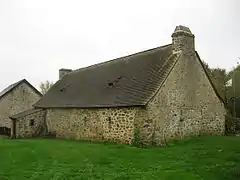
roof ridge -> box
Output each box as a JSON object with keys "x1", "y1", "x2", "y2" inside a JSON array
[
  {"x1": 0, "y1": 79, "x2": 42, "y2": 100},
  {"x1": 34, "y1": 43, "x2": 174, "y2": 108},
  {"x1": 69, "y1": 44, "x2": 172, "y2": 75},
  {"x1": 0, "y1": 79, "x2": 25, "y2": 98}
]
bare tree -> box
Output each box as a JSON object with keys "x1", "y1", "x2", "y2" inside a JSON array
[{"x1": 39, "y1": 80, "x2": 54, "y2": 95}]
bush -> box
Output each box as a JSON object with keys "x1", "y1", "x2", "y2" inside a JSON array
[
  {"x1": 131, "y1": 126, "x2": 144, "y2": 147},
  {"x1": 225, "y1": 115, "x2": 237, "y2": 135}
]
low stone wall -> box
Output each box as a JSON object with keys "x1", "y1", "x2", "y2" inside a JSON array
[
  {"x1": 11, "y1": 104, "x2": 227, "y2": 145},
  {"x1": 14, "y1": 109, "x2": 47, "y2": 138},
  {"x1": 46, "y1": 107, "x2": 138, "y2": 144}
]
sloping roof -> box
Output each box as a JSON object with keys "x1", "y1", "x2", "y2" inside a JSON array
[
  {"x1": 0, "y1": 79, "x2": 42, "y2": 100},
  {"x1": 10, "y1": 108, "x2": 44, "y2": 120},
  {"x1": 34, "y1": 44, "x2": 224, "y2": 109},
  {"x1": 35, "y1": 44, "x2": 179, "y2": 108}
]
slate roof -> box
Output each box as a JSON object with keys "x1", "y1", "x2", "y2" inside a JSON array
[
  {"x1": 0, "y1": 79, "x2": 42, "y2": 100},
  {"x1": 34, "y1": 44, "x2": 180, "y2": 108},
  {"x1": 10, "y1": 108, "x2": 44, "y2": 120},
  {"x1": 34, "y1": 43, "x2": 224, "y2": 108}
]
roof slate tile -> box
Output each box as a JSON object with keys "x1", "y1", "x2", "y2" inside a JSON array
[{"x1": 34, "y1": 44, "x2": 177, "y2": 108}]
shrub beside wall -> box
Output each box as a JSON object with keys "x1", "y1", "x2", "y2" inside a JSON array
[{"x1": 225, "y1": 115, "x2": 239, "y2": 135}]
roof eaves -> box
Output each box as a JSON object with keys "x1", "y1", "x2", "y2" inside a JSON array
[
  {"x1": 0, "y1": 79, "x2": 25, "y2": 100},
  {"x1": 0, "y1": 79, "x2": 42, "y2": 101},
  {"x1": 34, "y1": 104, "x2": 145, "y2": 109},
  {"x1": 9, "y1": 108, "x2": 44, "y2": 120}
]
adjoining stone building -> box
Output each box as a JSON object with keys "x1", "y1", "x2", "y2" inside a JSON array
[
  {"x1": 10, "y1": 25, "x2": 226, "y2": 145},
  {"x1": 10, "y1": 108, "x2": 46, "y2": 138},
  {"x1": 0, "y1": 79, "x2": 42, "y2": 137}
]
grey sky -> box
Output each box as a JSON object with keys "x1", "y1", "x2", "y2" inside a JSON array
[{"x1": 0, "y1": 0, "x2": 239, "y2": 91}]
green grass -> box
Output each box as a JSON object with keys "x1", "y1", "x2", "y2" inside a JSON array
[{"x1": 0, "y1": 136, "x2": 240, "y2": 180}]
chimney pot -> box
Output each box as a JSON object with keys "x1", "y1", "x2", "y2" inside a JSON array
[
  {"x1": 59, "y1": 68, "x2": 72, "y2": 79},
  {"x1": 171, "y1": 25, "x2": 195, "y2": 54}
]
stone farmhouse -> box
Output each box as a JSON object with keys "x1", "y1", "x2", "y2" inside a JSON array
[
  {"x1": 10, "y1": 25, "x2": 226, "y2": 145},
  {"x1": 0, "y1": 79, "x2": 42, "y2": 136}
]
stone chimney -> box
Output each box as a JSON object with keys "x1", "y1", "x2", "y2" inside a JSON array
[
  {"x1": 59, "y1": 68, "x2": 72, "y2": 79},
  {"x1": 171, "y1": 25, "x2": 195, "y2": 54}
]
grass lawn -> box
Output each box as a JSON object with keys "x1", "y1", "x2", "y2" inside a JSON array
[{"x1": 0, "y1": 136, "x2": 240, "y2": 180}]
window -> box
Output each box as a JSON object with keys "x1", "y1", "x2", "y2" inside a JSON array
[
  {"x1": 29, "y1": 119, "x2": 35, "y2": 126},
  {"x1": 180, "y1": 109, "x2": 184, "y2": 121},
  {"x1": 107, "y1": 117, "x2": 112, "y2": 129},
  {"x1": 83, "y1": 116, "x2": 87, "y2": 126}
]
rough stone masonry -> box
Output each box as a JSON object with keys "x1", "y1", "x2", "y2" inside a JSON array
[
  {"x1": 0, "y1": 80, "x2": 41, "y2": 136},
  {"x1": 11, "y1": 25, "x2": 226, "y2": 146}
]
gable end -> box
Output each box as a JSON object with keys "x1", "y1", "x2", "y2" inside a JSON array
[
  {"x1": 146, "y1": 53, "x2": 182, "y2": 105},
  {"x1": 0, "y1": 79, "x2": 42, "y2": 100},
  {"x1": 195, "y1": 51, "x2": 225, "y2": 105}
]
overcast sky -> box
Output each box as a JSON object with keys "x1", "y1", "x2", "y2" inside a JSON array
[{"x1": 0, "y1": 0, "x2": 239, "y2": 91}]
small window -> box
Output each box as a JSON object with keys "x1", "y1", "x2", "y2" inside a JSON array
[
  {"x1": 83, "y1": 116, "x2": 87, "y2": 125},
  {"x1": 107, "y1": 117, "x2": 112, "y2": 129},
  {"x1": 29, "y1": 119, "x2": 35, "y2": 126},
  {"x1": 180, "y1": 109, "x2": 184, "y2": 122}
]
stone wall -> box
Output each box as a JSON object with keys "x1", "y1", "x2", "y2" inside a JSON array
[
  {"x1": 14, "y1": 109, "x2": 47, "y2": 138},
  {"x1": 172, "y1": 34, "x2": 195, "y2": 54},
  {"x1": 136, "y1": 52, "x2": 226, "y2": 145},
  {"x1": 46, "y1": 107, "x2": 138, "y2": 144},
  {"x1": 0, "y1": 82, "x2": 41, "y2": 130}
]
